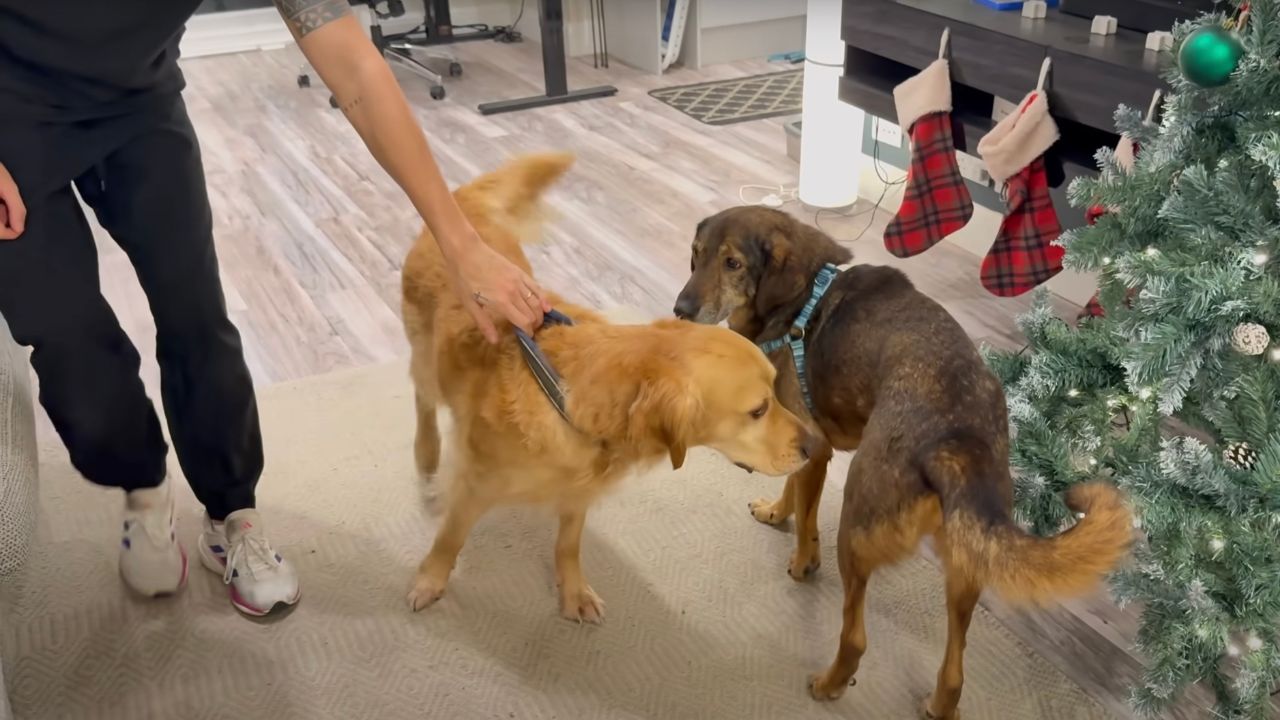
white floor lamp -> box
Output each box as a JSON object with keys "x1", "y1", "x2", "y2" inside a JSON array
[{"x1": 798, "y1": 0, "x2": 865, "y2": 209}]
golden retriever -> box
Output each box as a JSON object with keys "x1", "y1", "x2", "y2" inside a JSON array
[{"x1": 400, "y1": 154, "x2": 816, "y2": 622}]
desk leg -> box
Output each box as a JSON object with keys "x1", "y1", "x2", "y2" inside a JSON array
[{"x1": 477, "y1": 0, "x2": 617, "y2": 115}]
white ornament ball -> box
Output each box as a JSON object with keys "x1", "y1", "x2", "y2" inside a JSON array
[{"x1": 1231, "y1": 323, "x2": 1270, "y2": 355}]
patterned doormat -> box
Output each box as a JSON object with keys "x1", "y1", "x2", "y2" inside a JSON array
[{"x1": 649, "y1": 69, "x2": 802, "y2": 126}]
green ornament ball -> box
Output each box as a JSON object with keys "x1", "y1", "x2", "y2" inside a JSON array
[{"x1": 1178, "y1": 25, "x2": 1244, "y2": 88}]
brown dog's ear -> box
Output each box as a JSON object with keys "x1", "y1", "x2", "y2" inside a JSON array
[
  {"x1": 630, "y1": 379, "x2": 699, "y2": 470},
  {"x1": 753, "y1": 218, "x2": 853, "y2": 318},
  {"x1": 753, "y1": 228, "x2": 805, "y2": 318}
]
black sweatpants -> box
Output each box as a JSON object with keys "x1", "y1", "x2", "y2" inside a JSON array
[{"x1": 0, "y1": 97, "x2": 261, "y2": 520}]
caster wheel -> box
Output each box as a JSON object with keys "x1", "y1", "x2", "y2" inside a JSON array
[
  {"x1": 430, "y1": 86, "x2": 446, "y2": 100},
  {"x1": 297, "y1": 74, "x2": 311, "y2": 88},
  {"x1": 449, "y1": 62, "x2": 463, "y2": 77},
  {"x1": 328, "y1": 95, "x2": 339, "y2": 109}
]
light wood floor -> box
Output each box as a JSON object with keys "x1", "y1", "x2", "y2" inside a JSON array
[{"x1": 73, "y1": 40, "x2": 1219, "y2": 720}]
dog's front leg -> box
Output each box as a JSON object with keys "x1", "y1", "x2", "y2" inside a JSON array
[
  {"x1": 407, "y1": 486, "x2": 491, "y2": 611},
  {"x1": 748, "y1": 476, "x2": 796, "y2": 526},
  {"x1": 787, "y1": 445, "x2": 833, "y2": 580},
  {"x1": 555, "y1": 506, "x2": 604, "y2": 624}
]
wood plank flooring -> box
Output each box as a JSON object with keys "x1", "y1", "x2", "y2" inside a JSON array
[{"x1": 62, "y1": 40, "x2": 1226, "y2": 720}]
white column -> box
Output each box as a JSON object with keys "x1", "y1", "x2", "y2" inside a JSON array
[{"x1": 798, "y1": 0, "x2": 865, "y2": 209}]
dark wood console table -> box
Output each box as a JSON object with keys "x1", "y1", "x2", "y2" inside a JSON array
[{"x1": 840, "y1": 0, "x2": 1174, "y2": 223}]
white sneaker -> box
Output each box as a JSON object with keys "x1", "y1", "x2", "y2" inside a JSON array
[
  {"x1": 120, "y1": 478, "x2": 188, "y2": 597},
  {"x1": 198, "y1": 509, "x2": 300, "y2": 616}
]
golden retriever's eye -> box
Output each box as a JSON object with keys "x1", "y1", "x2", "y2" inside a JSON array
[
  {"x1": 749, "y1": 401, "x2": 768, "y2": 419},
  {"x1": 725, "y1": 257, "x2": 742, "y2": 271}
]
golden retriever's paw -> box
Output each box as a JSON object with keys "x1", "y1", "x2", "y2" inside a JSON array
[
  {"x1": 749, "y1": 497, "x2": 789, "y2": 526},
  {"x1": 559, "y1": 585, "x2": 605, "y2": 624},
  {"x1": 788, "y1": 546, "x2": 821, "y2": 581},
  {"x1": 919, "y1": 697, "x2": 959, "y2": 720},
  {"x1": 807, "y1": 672, "x2": 853, "y2": 702},
  {"x1": 407, "y1": 574, "x2": 447, "y2": 612}
]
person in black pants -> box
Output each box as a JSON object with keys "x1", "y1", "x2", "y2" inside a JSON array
[{"x1": 0, "y1": 0, "x2": 551, "y2": 616}]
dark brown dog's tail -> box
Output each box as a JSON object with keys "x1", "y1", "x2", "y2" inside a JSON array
[{"x1": 923, "y1": 440, "x2": 1133, "y2": 606}]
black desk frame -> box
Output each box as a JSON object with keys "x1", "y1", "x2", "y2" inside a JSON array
[{"x1": 478, "y1": 0, "x2": 617, "y2": 115}]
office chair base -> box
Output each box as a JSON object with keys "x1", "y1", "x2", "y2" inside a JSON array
[{"x1": 477, "y1": 85, "x2": 618, "y2": 115}]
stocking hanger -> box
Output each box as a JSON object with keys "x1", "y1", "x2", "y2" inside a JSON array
[
  {"x1": 1036, "y1": 57, "x2": 1052, "y2": 91},
  {"x1": 1146, "y1": 89, "x2": 1163, "y2": 124},
  {"x1": 939, "y1": 27, "x2": 951, "y2": 59}
]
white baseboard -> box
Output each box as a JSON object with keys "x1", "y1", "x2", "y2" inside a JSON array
[{"x1": 181, "y1": 8, "x2": 293, "y2": 59}]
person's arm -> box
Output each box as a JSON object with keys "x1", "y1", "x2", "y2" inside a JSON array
[{"x1": 272, "y1": 0, "x2": 547, "y2": 342}]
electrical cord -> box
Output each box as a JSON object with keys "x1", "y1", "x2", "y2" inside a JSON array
[
  {"x1": 814, "y1": 139, "x2": 906, "y2": 241},
  {"x1": 738, "y1": 184, "x2": 798, "y2": 207},
  {"x1": 494, "y1": 0, "x2": 525, "y2": 43}
]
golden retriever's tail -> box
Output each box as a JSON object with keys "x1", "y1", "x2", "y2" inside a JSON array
[
  {"x1": 455, "y1": 151, "x2": 576, "y2": 235},
  {"x1": 923, "y1": 439, "x2": 1133, "y2": 606},
  {"x1": 403, "y1": 152, "x2": 574, "y2": 299}
]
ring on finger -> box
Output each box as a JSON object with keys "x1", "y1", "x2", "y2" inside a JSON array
[{"x1": 473, "y1": 290, "x2": 488, "y2": 306}]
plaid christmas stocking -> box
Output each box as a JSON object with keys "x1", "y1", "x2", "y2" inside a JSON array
[
  {"x1": 883, "y1": 59, "x2": 974, "y2": 258},
  {"x1": 977, "y1": 91, "x2": 1064, "y2": 297}
]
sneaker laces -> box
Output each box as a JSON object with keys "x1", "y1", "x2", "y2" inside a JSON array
[{"x1": 222, "y1": 532, "x2": 278, "y2": 585}]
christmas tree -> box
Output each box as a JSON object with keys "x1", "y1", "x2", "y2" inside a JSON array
[{"x1": 983, "y1": 2, "x2": 1280, "y2": 718}]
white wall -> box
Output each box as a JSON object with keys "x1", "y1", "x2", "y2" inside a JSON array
[
  {"x1": 182, "y1": 0, "x2": 534, "y2": 59},
  {"x1": 699, "y1": 0, "x2": 806, "y2": 29}
]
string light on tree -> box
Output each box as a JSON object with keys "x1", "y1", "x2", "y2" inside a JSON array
[{"x1": 1252, "y1": 249, "x2": 1270, "y2": 266}]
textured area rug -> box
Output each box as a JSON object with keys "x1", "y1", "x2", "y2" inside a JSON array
[
  {"x1": 1, "y1": 360, "x2": 1113, "y2": 720},
  {"x1": 649, "y1": 70, "x2": 802, "y2": 125}
]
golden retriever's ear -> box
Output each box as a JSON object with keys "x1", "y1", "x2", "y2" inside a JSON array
[{"x1": 630, "y1": 380, "x2": 698, "y2": 470}]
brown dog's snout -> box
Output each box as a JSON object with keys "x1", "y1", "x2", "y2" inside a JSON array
[
  {"x1": 799, "y1": 431, "x2": 819, "y2": 462},
  {"x1": 673, "y1": 287, "x2": 701, "y2": 320}
]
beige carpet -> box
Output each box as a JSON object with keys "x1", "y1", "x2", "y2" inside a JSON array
[{"x1": 1, "y1": 361, "x2": 1114, "y2": 720}]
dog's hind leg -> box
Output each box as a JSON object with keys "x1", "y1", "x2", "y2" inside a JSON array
[
  {"x1": 413, "y1": 387, "x2": 441, "y2": 479},
  {"x1": 808, "y1": 515, "x2": 871, "y2": 701},
  {"x1": 405, "y1": 303, "x2": 441, "y2": 480},
  {"x1": 921, "y1": 550, "x2": 981, "y2": 719},
  {"x1": 555, "y1": 505, "x2": 605, "y2": 624},
  {"x1": 787, "y1": 446, "x2": 833, "y2": 580}
]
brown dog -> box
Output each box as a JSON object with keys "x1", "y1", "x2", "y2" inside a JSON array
[
  {"x1": 674, "y1": 206, "x2": 1132, "y2": 719},
  {"x1": 400, "y1": 157, "x2": 815, "y2": 623}
]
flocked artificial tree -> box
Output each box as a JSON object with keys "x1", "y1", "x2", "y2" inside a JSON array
[{"x1": 984, "y1": 1, "x2": 1280, "y2": 718}]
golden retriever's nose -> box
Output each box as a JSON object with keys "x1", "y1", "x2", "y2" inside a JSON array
[{"x1": 673, "y1": 291, "x2": 700, "y2": 321}]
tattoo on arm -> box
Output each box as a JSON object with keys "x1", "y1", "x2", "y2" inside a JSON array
[{"x1": 274, "y1": 0, "x2": 351, "y2": 38}]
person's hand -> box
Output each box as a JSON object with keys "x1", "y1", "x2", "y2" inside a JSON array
[
  {"x1": 0, "y1": 162, "x2": 26, "y2": 241},
  {"x1": 445, "y1": 233, "x2": 551, "y2": 344}
]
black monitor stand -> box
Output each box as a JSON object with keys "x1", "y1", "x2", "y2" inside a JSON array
[{"x1": 477, "y1": 0, "x2": 617, "y2": 115}]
